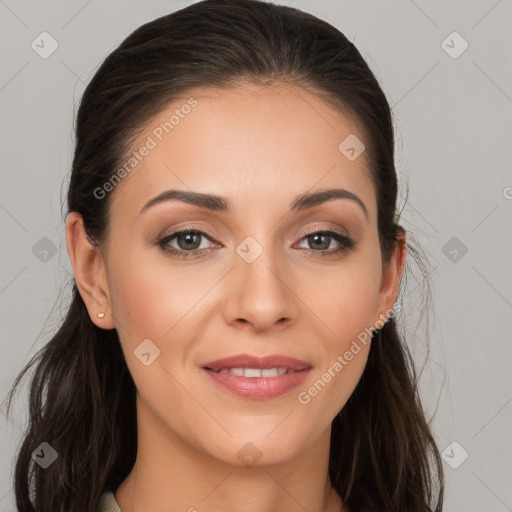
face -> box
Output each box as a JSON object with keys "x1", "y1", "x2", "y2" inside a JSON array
[{"x1": 72, "y1": 82, "x2": 401, "y2": 468}]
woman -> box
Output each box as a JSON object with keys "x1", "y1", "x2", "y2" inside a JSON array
[{"x1": 6, "y1": 0, "x2": 444, "y2": 510}]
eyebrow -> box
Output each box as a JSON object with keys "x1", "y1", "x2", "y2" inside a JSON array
[{"x1": 139, "y1": 187, "x2": 368, "y2": 218}]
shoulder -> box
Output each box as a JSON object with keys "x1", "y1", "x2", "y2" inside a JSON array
[{"x1": 98, "y1": 491, "x2": 122, "y2": 512}]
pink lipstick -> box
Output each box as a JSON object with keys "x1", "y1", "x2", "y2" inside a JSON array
[{"x1": 201, "y1": 354, "x2": 312, "y2": 400}]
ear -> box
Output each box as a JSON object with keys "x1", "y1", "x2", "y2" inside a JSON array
[
  {"x1": 65, "y1": 212, "x2": 115, "y2": 330},
  {"x1": 374, "y1": 227, "x2": 406, "y2": 325}
]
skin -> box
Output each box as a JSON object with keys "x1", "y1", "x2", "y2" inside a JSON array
[{"x1": 66, "y1": 82, "x2": 406, "y2": 512}]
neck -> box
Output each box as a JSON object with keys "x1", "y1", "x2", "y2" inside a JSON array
[{"x1": 115, "y1": 394, "x2": 346, "y2": 512}]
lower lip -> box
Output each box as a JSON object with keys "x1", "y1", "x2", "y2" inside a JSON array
[{"x1": 202, "y1": 368, "x2": 311, "y2": 400}]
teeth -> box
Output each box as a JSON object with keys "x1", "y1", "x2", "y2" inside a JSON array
[
  {"x1": 213, "y1": 367, "x2": 289, "y2": 377},
  {"x1": 244, "y1": 368, "x2": 262, "y2": 378}
]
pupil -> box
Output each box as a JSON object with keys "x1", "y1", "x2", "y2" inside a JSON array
[
  {"x1": 179, "y1": 232, "x2": 200, "y2": 250},
  {"x1": 310, "y1": 233, "x2": 329, "y2": 250}
]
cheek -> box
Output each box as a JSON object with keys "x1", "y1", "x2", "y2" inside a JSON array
[
  {"x1": 301, "y1": 251, "x2": 380, "y2": 412},
  {"x1": 106, "y1": 245, "x2": 219, "y2": 391},
  {"x1": 107, "y1": 246, "x2": 199, "y2": 341},
  {"x1": 106, "y1": 252, "x2": 196, "y2": 401},
  {"x1": 314, "y1": 253, "x2": 381, "y2": 347},
  {"x1": 108, "y1": 260, "x2": 165, "y2": 342}
]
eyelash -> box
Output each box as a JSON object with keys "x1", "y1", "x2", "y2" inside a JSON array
[{"x1": 156, "y1": 226, "x2": 356, "y2": 259}]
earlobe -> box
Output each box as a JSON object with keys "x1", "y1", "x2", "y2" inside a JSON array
[{"x1": 65, "y1": 212, "x2": 115, "y2": 330}]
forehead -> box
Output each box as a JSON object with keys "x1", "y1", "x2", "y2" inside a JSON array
[{"x1": 109, "y1": 82, "x2": 375, "y2": 219}]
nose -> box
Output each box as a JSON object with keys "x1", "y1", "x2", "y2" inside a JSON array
[{"x1": 222, "y1": 242, "x2": 299, "y2": 333}]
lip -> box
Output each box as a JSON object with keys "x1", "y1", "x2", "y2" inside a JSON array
[
  {"x1": 201, "y1": 353, "x2": 312, "y2": 371},
  {"x1": 201, "y1": 353, "x2": 312, "y2": 400}
]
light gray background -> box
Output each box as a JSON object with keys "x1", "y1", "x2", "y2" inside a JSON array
[{"x1": 1, "y1": 1, "x2": 511, "y2": 510}]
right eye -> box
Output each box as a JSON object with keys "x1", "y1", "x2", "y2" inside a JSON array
[{"x1": 157, "y1": 228, "x2": 219, "y2": 259}]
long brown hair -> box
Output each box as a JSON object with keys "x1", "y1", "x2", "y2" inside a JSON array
[{"x1": 5, "y1": 1, "x2": 444, "y2": 510}]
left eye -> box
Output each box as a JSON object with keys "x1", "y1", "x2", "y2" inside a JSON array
[{"x1": 296, "y1": 230, "x2": 352, "y2": 252}]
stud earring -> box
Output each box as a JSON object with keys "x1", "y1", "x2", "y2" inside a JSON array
[
  {"x1": 97, "y1": 312, "x2": 105, "y2": 318},
  {"x1": 379, "y1": 313, "x2": 385, "y2": 320}
]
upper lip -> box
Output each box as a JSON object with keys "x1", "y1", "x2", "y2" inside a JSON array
[{"x1": 202, "y1": 353, "x2": 312, "y2": 371}]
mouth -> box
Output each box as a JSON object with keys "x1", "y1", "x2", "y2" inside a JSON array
[
  {"x1": 205, "y1": 367, "x2": 299, "y2": 377},
  {"x1": 201, "y1": 354, "x2": 312, "y2": 400},
  {"x1": 201, "y1": 353, "x2": 312, "y2": 372}
]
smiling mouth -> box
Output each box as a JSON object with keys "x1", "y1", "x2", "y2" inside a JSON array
[{"x1": 200, "y1": 353, "x2": 312, "y2": 399}]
